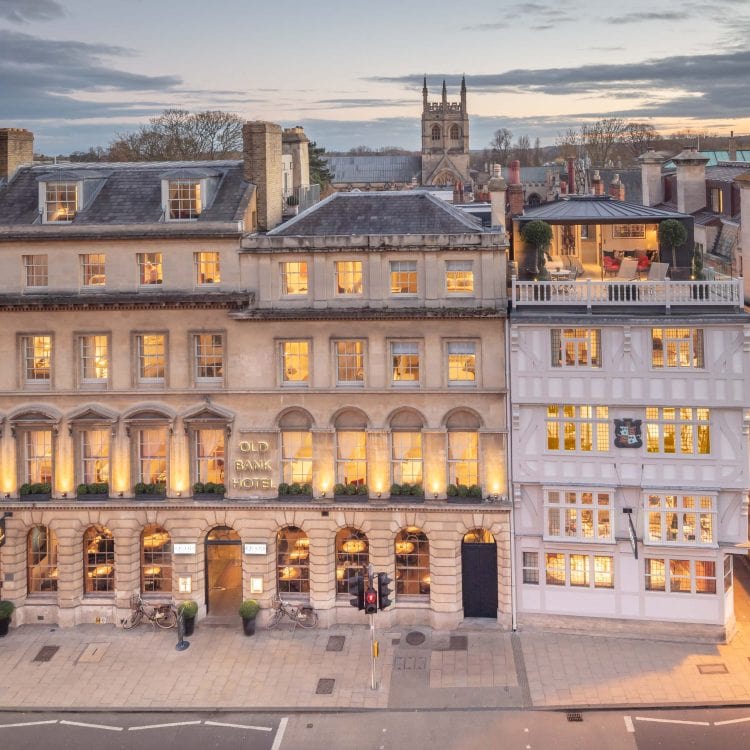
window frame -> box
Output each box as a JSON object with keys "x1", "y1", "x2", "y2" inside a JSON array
[
  {"x1": 191, "y1": 331, "x2": 225, "y2": 387},
  {"x1": 27, "y1": 525, "x2": 58, "y2": 595},
  {"x1": 190, "y1": 426, "x2": 226, "y2": 486},
  {"x1": 446, "y1": 340, "x2": 477, "y2": 386},
  {"x1": 19, "y1": 333, "x2": 53, "y2": 388},
  {"x1": 544, "y1": 488, "x2": 613, "y2": 543},
  {"x1": 546, "y1": 404, "x2": 610, "y2": 453},
  {"x1": 137, "y1": 252, "x2": 163, "y2": 287},
  {"x1": 389, "y1": 260, "x2": 418, "y2": 296},
  {"x1": 17, "y1": 427, "x2": 54, "y2": 487},
  {"x1": 544, "y1": 552, "x2": 615, "y2": 589},
  {"x1": 134, "y1": 332, "x2": 167, "y2": 387},
  {"x1": 551, "y1": 328, "x2": 601, "y2": 368},
  {"x1": 390, "y1": 430, "x2": 423, "y2": 487},
  {"x1": 334, "y1": 338, "x2": 365, "y2": 387},
  {"x1": 277, "y1": 526, "x2": 310, "y2": 596},
  {"x1": 447, "y1": 430, "x2": 479, "y2": 487},
  {"x1": 141, "y1": 525, "x2": 173, "y2": 594},
  {"x1": 280, "y1": 260, "x2": 309, "y2": 297},
  {"x1": 336, "y1": 430, "x2": 367, "y2": 487},
  {"x1": 76, "y1": 426, "x2": 111, "y2": 487},
  {"x1": 390, "y1": 340, "x2": 421, "y2": 387},
  {"x1": 445, "y1": 260, "x2": 475, "y2": 295},
  {"x1": 83, "y1": 525, "x2": 115, "y2": 595},
  {"x1": 42, "y1": 181, "x2": 79, "y2": 223},
  {"x1": 280, "y1": 430, "x2": 313, "y2": 486},
  {"x1": 644, "y1": 492, "x2": 716, "y2": 547},
  {"x1": 334, "y1": 260, "x2": 364, "y2": 296},
  {"x1": 395, "y1": 527, "x2": 430, "y2": 598},
  {"x1": 23, "y1": 254, "x2": 48, "y2": 289},
  {"x1": 612, "y1": 224, "x2": 645, "y2": 239},
  {"x1": 335, "y1": 528, "x2": 369, "y2": 595},
  {"x1": 651, "y1": 328, "x2": 705, "y2": 369},
  {"x1": 522, "y1": 551, "x2": 540, "y2": 584},
  {"x1": 193, "y1": 251, "x2": 221, "y2": 286},
  {"x1": 645, "y1": 407, "x2": 711, "y2": 455},
  {"x1": 76, "y1": 332, "x2": 110, "y2": 389},
  {"x1": 166, "y1": 178, "x2": 202, "y2": 221},
  {"x1": 133, "y1": 425, "x2": 169, "y2": 489},
  {"x1": 80, "y1": 253, "x2": 106, "y2": 288},
  {"x1": 279, "y1": 339, "x2": 311, "y2": 386},
  {"x1": 644, "y1": 557, "x2": 717, "y2": 594}
]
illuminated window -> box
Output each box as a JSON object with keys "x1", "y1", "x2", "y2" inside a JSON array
[
  {"x1": 545, "y1": 553, "x2": 566, "y2": 585},
  {"x1": 545, "y1": 552, "x2": 613, "y2": 588},
  {"x1": 79, "y1": 429, "x2": 110, "y2": 485},
  {"x1": 136, "y1": 334, "x2": 166, "y2": 383},
  {"x1": 390, "y1": 261, "x2": 417, "y2": 294},
  {"x1": 445, "y1": 260, "x2": 474, "y2": 294},
  {"x1": 710, "y1": 188, "x2": 723, "y2": 213},
  {"x1": 137, "y1": 253, "x2": 163, "y2": 286},
  {"x1": 79, "y1": 334, "x2": 108, "y2": 384},
  {"x1": 395, "y1": 527, "x2": 430, "y2": 596},
  {"x1": 447, "y1": 341, "x2": 476, "y2": 383},
  {"x1": 645, "y1": 557, "x2": 716, "y2": 594},
  {"x1": 142, "y1": 525, "x2": 172, "y2": 593},
  {"x1": 546, "y1": 405, "x2": 609, "y2": 452},
  {"x1": 281, "y1": 340, "x2": 309, "y2": 384},
  {"x1": 448, "y1": 431, "x2": 478, "y2": 486},
  {"x1": 21, "y1": 335, "x2": 51, "y2": 384},
  {"x1": 45, "y1": 182, "x2": 77, "y2": 223},
  {"x1": 192, "y1": 428, "x2": 225, "y2": 484},
  {"x1": 168, "y1": 179, "x2": 201, "y2": 220},
  {"x1": 391, "y1": 342, "x2": 420, "y2": 384},
  {"x1": 335, "y1": 528, "x2": 369, "y2": 594},
  {"x1": 336, "y1": 431, "x2": 367, "y2": 486},
  {"x1": 651, "y1": 328, "x2": 704, "y2": 368},
  {"x1": 522, "y1": 551, "x2": 539, "y2": 584},
  {"x1": 22, "y1": 430, "x2": 52, "y2": 485},
  {"x1": 281, "y1": 261, "x2": 309, "y2": 295},
  {"x1": 193, "y1": 333, "x2": 224, "y2": 382},
  {"x1": 612, "y1": 224, "x2": 644, "y2": 238},
  {"x1": 335, "y1": 261, "x2": 363, "y2": 295},
  {"x1": 23, "y1": 255, "x2": 48, "y2": 288},
  {"x1": 645, "y1": 493, "x2": 715, "y2": 545},
  {"x1": 335, "y1": 340, "x2": 364, "y2": 385},
  {"x1": 645, "y1": 407, "x2": 710, "y2": 455},
  {"x1": 545, "y1": 489, "x2": 612, "y2": 542},
  {"x1": 27, "y1": 526, "x2": 58, "y2": 594},
  {"x1": 194, "y1": 252, "x2": 220, "y2": 285},
  {"x1": 80, "y1": 254, "x2": 106, "y2": 287},
  {"x1": 84, "y1": 525, "x2": 114, "y2": 594},
  {"x1": 136, "y1": 428, "x2": 167, "y2": 485},
  {"x1": 391, "y1": 431, "x2": 422, "y2": 486},
  {"x1": 277, "y1": 526, "x2": 310, "y2": 594},
  {"x1": 551, "y1": 329, "x2": 601, "y2": 368},
  {"x1": 281, "y1": 431, "x2": 312, "y2": 485}
]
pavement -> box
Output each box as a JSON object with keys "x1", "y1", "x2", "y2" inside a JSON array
[{"x1": 2, "y1": 560, "x2": 750, "y2": 713}]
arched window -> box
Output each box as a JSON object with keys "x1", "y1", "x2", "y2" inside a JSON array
[
  {"x1": 431, "y1": 125, "x2": 441, "y2": 141},
  {"x1": 463, "y1": 528, "x2": 495, "y2": 544},
  {"x1": 395, "y1": 527, "x2": 430, "y2": 596},
  {"x1": 446, "y1": 410, "x2": 481, "y2": 490},
  {"x1": 141, "y1": 525, "x2": 172, "y2": 592},
  {"x1": 27, "y1": 525, "x2": 58, "y2": 593},
  {"x1": 279, "y1": 409, "x2": 313, "y2": 489},
  {"x1": 449, "y1": 124, "x2": 460, "y2": 140},
  {"x1": 277, "y1": 526, "x2": 310, "y2": 594},
  {"x1": 335, "y1": 527, "x2": 369, "y2": 594},
  {"x1": 83, "y1": 525, "x2": 114, "y2": 594}
]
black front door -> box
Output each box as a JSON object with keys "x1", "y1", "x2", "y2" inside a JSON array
[{"x1": 461, "y1": 541, "x2": 498, "y2": 618}]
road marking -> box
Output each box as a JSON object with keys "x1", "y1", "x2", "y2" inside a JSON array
[
  {"x1": 623, "y1": 715, "x2": 635, "y2": 733},
  {"x1": 714, "y1": 717, "x2": 750, "y2": 726},
  {"x1": 634, "y1": 717, "x2": 710, "y2": 727},
  {"x1": 0, "y1": 720, "x2": 58, "y2": 729},
  {"x1": 129, "y1": 720, "x2": 202, "y2": 731},
  {"x1": 204, "y1": 721, "x2": 273, "y2": 731},
  {"x1": 271, "y1": 716, "x2": 288, "y2": 750},
  {"x1": 60, "y1": 720, "x2": 123, "y2": 732}
]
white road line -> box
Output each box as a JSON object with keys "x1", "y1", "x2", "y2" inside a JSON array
[
  {"x1": 128, "y1": 720, "x2": 202, "y2": 731},
  {"x1": 714, "y1": 717, "x2": 750, "y2": 726},
  {"x1": 634, "y1": 717, "x2": 710, "y2": 727},
  {"x1": 623, "y1": 715, "x2": 635, "y2": 733},
  {"x1": 0, "y1": 720, "x2": 58, "y2": 729},
  {"x1": 271, "y1": 716, "x2": 288, "y2": 750},
  {"x1": 204, "y1": 721, "x2": 273, "y2": 731},
  {"x1": 60, "y1": 720, "x2": 123, "y2": 732}
]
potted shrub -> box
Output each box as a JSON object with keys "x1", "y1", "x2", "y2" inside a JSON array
[
  {"x1": 0, "y1": 600, "x2": 15, "y2": 637},
  {"x1": 177, "y1": 600, "x2": 198, "y2": 636},
  {"x1": 19, "y1": 482, "x2": 51, "y2": 501},
  {"x1": 134, "y1": 482, "x2": 167, "y2": 500},
  {"x1": 239, "y1": 599, "x2": 260, "y2": 636},
  {"x1": 77, "y1": 482, "x2": 109, "y2": 499},
  {"x1": 192, "y1": 482, "x2": 226, "y2": 500}
]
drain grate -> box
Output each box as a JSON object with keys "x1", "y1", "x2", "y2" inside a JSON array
[
  {"x1": 566, "y1": 712, "x2": 583, "y2": 722},
  {"x1": 326, "y1": 635, "x2": 345, "y2": 652},
  {"x1": 698, "y1": 663, "x2": 728, "y2": 674},
  {"x1": 448, "y1": 635, "x2": 468, "y2": 651},
  {"x1": 394, "y1": 655, "x2": 428, "y2": 671},
  {"x1": 33, "y1": 645, "x2": 59, "y2": 662},
  {"x1": 405, "y1": 630, "x2": 426, "y2": 646},
  {"x1": 316, "y1": 678, "x2": 335, "y2": 695}
]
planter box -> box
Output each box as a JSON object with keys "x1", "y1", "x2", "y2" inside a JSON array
[
  {"x1": 193, "y1": 493, "x2": 225, "y2": 501},
  {"x1": 333, "y1": 495, "x2": 368, "y2": 503},
  {"x1": 277, "y1": 494, "x2": 313, "y2": 502},
  {"x1": 77, "y1": 493, "x2": 109, "y2": 501},
  {"x1": 19, "y1": 494, "x2": 51, "y2": 502},
  {"x1": 134, "y1": 494, "x2": 167, "y2": 502}
]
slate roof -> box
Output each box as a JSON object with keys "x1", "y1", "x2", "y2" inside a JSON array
[
  {"x1": 324, "y1": 156, "x2": 422, "y2": 184},
  {"x1": 516, "y1": 195, "x2": 688, "y2": 223},
  {"x1": 267, "y1": 191, "x2": 484, "y2": 236},
  {"x1": 0, "y1": 160, "x2": 253, "y2": 233},
  {"x1": 663, "y1": 150, "x2": 750, "y2": 168}
]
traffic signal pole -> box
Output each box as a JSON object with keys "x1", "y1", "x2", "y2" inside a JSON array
[{"x1": 369, "y1": 611, "x2": 377, "y2": 690}]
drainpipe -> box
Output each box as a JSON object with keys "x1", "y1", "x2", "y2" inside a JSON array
[{"x1": 504, "y1": 316, "x2": 518, "y2": 631}]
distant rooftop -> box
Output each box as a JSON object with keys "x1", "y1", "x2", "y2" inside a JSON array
[
  {"x1": 324, "y1": 155, "x2": 422, "y2": 185},
  {"x1": 516, "y1": 195, "x2": 688, "y2": 223}
]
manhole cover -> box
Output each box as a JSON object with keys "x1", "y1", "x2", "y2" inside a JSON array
[
  {"x1": 698, "y1": 663, "x2": 728, "y2": 674},
  {"x1": 33, "y1": 646, "x2": 59, "y2": 662},
  {"x1": 393, "y1": 655, "x2": 428, "y2": 671},
  {"x1": 405, "y1": 631, "x2": 426, "y2": 646},
  {"x1": 449, "y1": 635, "x2": 468, "y2": 651},
  {"x1": 316, "y1": 678, "x2": 335, "y2": 694},
  {"x1": 566, "y1": 712, "x2": 583, "y2": 722},
  {"x1": 326, "y1": 635, "x2": 345, "y2": 652}
]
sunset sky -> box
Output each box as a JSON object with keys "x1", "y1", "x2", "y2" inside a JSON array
[{"x1": 1, "y1": 0, "x2": 749, "y2": 154}]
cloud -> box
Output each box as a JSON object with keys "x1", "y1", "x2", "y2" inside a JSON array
[
  {"x1": 604, "y1": 11, "x2": 684, "y2": 23},
  {"x1": 461, "y1": 1, "x2": 574, "y2": 31},
  {"x1": 309, "y1": 98, "x2": 414, "y2": 109},
  {"x1": 0, "y1": 0, "x2": 64, "y2": 23}
]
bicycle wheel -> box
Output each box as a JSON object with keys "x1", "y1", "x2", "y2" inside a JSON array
[
  {"x1": 155, "y1": 606, "x2": 177, "y2": 629},
  {"x1": 296, "y1": 608, "x2": 318, "y2": 629},
  {"x1": 122, "y1": 610, "x2": 142, "y2": 630},
  {"x1": 267, "y1": 608, "x2": 284, "y2": 629}
]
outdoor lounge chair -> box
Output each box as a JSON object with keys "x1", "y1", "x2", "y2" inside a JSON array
[
  {"x1": 614, "y1": 258, "x2": 638, "y2": 280},
  {"x1": 647, "y1": 262, "x2": 669, "y2": 281}
]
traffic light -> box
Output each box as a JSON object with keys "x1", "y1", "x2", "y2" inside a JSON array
[
  {"x1": 348, "y1": 572, "x2": 364, "y2": 610},
  {"x1": 377, "y1": 572, "x2": 392, "y2": 610},
  {"x1": 364, "y1": 587, "x2": 378, "y2": 615}
]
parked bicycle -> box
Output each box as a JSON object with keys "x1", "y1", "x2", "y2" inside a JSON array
[
  {"x1": 267, "y1": 595, "x2": 318, "y2": 629},
  {"x1": 121, "y1": 593, "x2": 177, "y2": 630}
]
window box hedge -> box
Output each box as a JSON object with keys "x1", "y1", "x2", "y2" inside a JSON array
[
  {"x1": 277, "y1": 482, "x2": 313, "y2": 500},
  {"x1": 77, "y1": 482, "x2": 109, "y2": 498},
  {"x1": 133, "y1": 482, "x2": 167, "y2": 500},
  {"x1": 389, "y1": 482, "x2": 424, "y2": 499},
  {"x1": 193, "y1": 482, "x2": 225, "y2": 500},
  {"x1": 333, "y1": 482, "x2": 368, "y2": 499},
  {"x1": 19, "y1": 483, "x2": 51, "y2": 501}
]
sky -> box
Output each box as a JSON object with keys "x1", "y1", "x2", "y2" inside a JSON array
[{"x1": 1, "y1": 0, "x2": 749, "y2": 155}]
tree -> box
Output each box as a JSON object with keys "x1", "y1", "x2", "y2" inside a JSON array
[
  {"x1": 107, "y1": 109, "x2": 243, "y2": 161},
  {"x1": 581, "y1": 117, "x2": 628, "y2": 166},
  {"x1": 68, "y1": 146, "x2": 107, "y2": 162},
  {"x1": 657, "y1": 219, "x2": 688, "y2": 269},
  {"x1": 513, "y1": 134, "x2": 532, "y2": 166},
  {"x1": 490, "y1": 127, "x2": 513, "y2": 165},
  {"x1": 521, "y1": 220, "x2": 553, "y2": 278},
  {"x1": 621, "y1": 122, "x2": 661, "y2": 163},
  {"x1": 308, "y1": 141, "x2": 333, "y2": 191},
  {"x1": 556, "y1": 128, "x2": 583, "y2": 160}
]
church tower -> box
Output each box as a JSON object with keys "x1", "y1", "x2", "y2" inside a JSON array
[{"x1": 421, "y1": 76, "x2": 470, "y2": 187}]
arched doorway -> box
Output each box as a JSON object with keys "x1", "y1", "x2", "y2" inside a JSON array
[
  {"x1": 205, "y1": 526, "x2": 242, "y2": 616},
  {"x1": 461, "y1": 528, "x2": 497, "y2": 618}
]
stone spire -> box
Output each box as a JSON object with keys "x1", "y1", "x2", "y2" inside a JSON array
[
  {"x1": 441, "y1": 79, "x2": 447, "y2": 106},
  {"x1": 423, "y1": 75, "x2": 428, "y2": 108},
  {"x1": 460, "y1": 75, "x2": 466, "y2": 112}
]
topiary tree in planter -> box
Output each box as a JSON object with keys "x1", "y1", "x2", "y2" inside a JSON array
[
  {"x1": 0, "y1": 600, "x2": 15, "y2": 637},
  {"x1": 657, "y1": 219, "x2": 688, "y2": 270},
  {"x1": 521, "y1": 220, "x2": 553, "y2": 279},
  {"x1": 177, "y1": 599, "x2": 199, "y2": 636},
  {"x1": 692, "y1": 242, "x2": 705, "y2": 280},
  {"x1": 239, "y1": 599, "x2": 260, "y2": 636}
]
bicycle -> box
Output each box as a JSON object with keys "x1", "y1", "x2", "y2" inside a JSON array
[
  {"x1": 267, "y1": 595, "x2": 318, "y2": 629},
  {"x1": 121, "y1": 593, "x2": 177, "y2": 630}
]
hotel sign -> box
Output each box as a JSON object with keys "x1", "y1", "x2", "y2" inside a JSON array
[
  {"x1": 244, "y1": 543, "x2": 267, "y2": 555},
  {"x1": 173, "y1": 543, "x2": 197, "y2": 555},
  {"x1": 233, "y1": 439, "x2": 275, "y2": 491}
]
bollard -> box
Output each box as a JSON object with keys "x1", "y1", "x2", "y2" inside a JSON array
[{"x1": 175, "y1": 610, "x2": 190, "y2": 651}]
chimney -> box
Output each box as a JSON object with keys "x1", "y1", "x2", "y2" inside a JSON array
[
  {"x1": 672, "y1": 146, "x2": 709, "y2": 214},
  {"x1": 592, "y1": 169, "x2": 603, "y2": 195},
  {"x1": 638, "y1": 148, "x2": 665, "y2": 206},
  {"x1": 243, "y1": 121, "x2": 283, "y2": 232},
  {"x1": 488, "y1": 164, "x2": 507, "y2": 229},
  {"x1": 729, "y1": 130, "x2": 737, "y2": 162},
  {"x1": 609, "y1": 174, "x2": 625, "y2": 201},
  {"x1": 282, "y1": 126, "x2": 310, "y2": 191},
  {"x1": 0, "y1": 128, "x2": 34, "y2": 183},
  {"x1": 507, "y1": 159, "x2": 524, "y2": 216},
  {"x1": 567, "y1": 158, "x2": 576, "y2": 195}
]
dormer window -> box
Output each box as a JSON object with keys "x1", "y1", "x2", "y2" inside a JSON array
[
  {"x1": 45, "y1": 182, "x2": 78, "y2": 223},
  {"x1": 160, "y1": 168, "x2": 220, "y2": 222},
  {"x1": 168, "y1": 179, "x2": 202, "y2": 220}
]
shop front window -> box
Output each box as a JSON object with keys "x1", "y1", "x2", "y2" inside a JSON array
[
  {"x1": 27, "y1": 525, "x2": 58, "y2": 593},
  {"x1": 84, "y1": 525, "x2": 115, "y2": 594},
  {"x1": 395, "y1": 527, "x2": 430, "y2": 597},
  {"x1": 277, "y1": 526, "x2": 310, "y2": 594},
  {"x1": 335, "y1": 527, "x2": 369, "y2": 594},
  {"x1": 142, "y1": 525, "x2": 172, "y2": 593}
]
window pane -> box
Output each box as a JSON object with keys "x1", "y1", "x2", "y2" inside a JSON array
[
  {"x1": 281, "y1": 261, "x2": 308, "y2": 295},
  {"x1": 80, "y1": 254, "x2": 106, "y2": 286},
  {"x1": 392, "y1": 342, "x2": 419, "y2": 382},
  {"x1": 138, "y1": 253, "x2": 163, "y2": 285},
  {"x1": 142, "y1": 525, "x2": 172, "y2": 593},
  {"x1": 80, "y1": 429, "x2": 109, "y2": 484},
  {"x1": 193, "y1": 429, "x2": 225, "y2": 484},
  {"x1": 448, "y1": 431, "x2": 478, "y2": 486},
  {"x1": 46, "y1": 182, "x2": 77, "y2": 222},
  {"x1": 545, "y1": 553, "x2": 566, "y2": 585},
  {"x1": 281, "y1": 431, "x2": 312, "y2": 484},
  {"x1": 168, "y1": 179, "x2": 201, "y2": 220},
  {"x1": 336, "y1": 340, "x2": 364, "y2": 383},
  {"x1": 336, "y1": 528, "x2": 369, "y2": 594},
  {"x1": 80, "y1": 335, "x2": 108, "y2": 381},
  {"x1": 594, "y1": 556, "x2": 614, "y2": 588},
  {"x1": 522, "y1": 551, "x2": 539, "y2": 584},
  {"x1": 27, "y1": 526, "x2": 58, "y2": 593},
  {"x1": 337, "y1": 431, "x2": 367, "y2": 486},
  {"x1": 194, "y1": 334, "x2": 223, "y2": 380},
  {"x1": 645, "y1": 558, "x2": 666, "y2": 591},
  {"x1": 23, "y1": 255, "x2": 48, "y2": 287},
  {"x1": 139, "y1": 335, "x2": 165, "y2": 380},
  {"x1": 24, "y1": 430, "x2": 52, "y2": 484},
  {"x1": 194, "y1": 252, "x2": 220, "y2": 284},
  {"x1": 448, "y1": 342, "x2": 476, "y2": 383},
  {"x1": 391, "y1": 432, "x2": 422, "y2": 485},
  {"x1": 84, "y1": 526, "x2": 114, "y2": 594},
  {"x1": 390, "y1": 261, "x2": 417, "y2": 294},
  {"x1": 336, "y1": 261, "x2": 362, "y2": 295},
  {"x1": 138, "y1": 428, "x2": 167, "y2": 485},
  {"x1": 570, "y1": 554, "x2": 589, "y2": 586},
  {"x1": 395, "y1": 527, "x2": 430, "y2": 596},
  {"x1": 277, "y1": 526, "x2": 310, "y2": 594},
  {"x1": 282, "y1": 341, "x2": 309, "y2": 383},
  {"x1": 446, "y1": 261, "x2": 474, "y2": 293}
]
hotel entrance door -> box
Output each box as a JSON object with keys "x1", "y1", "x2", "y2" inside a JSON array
[
  {"x1": 205, "y1": 526, "x2": 242, "y2": 617},
  {"x1": 461, "y1": 528, "x2": 498, "y2": 618}
]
